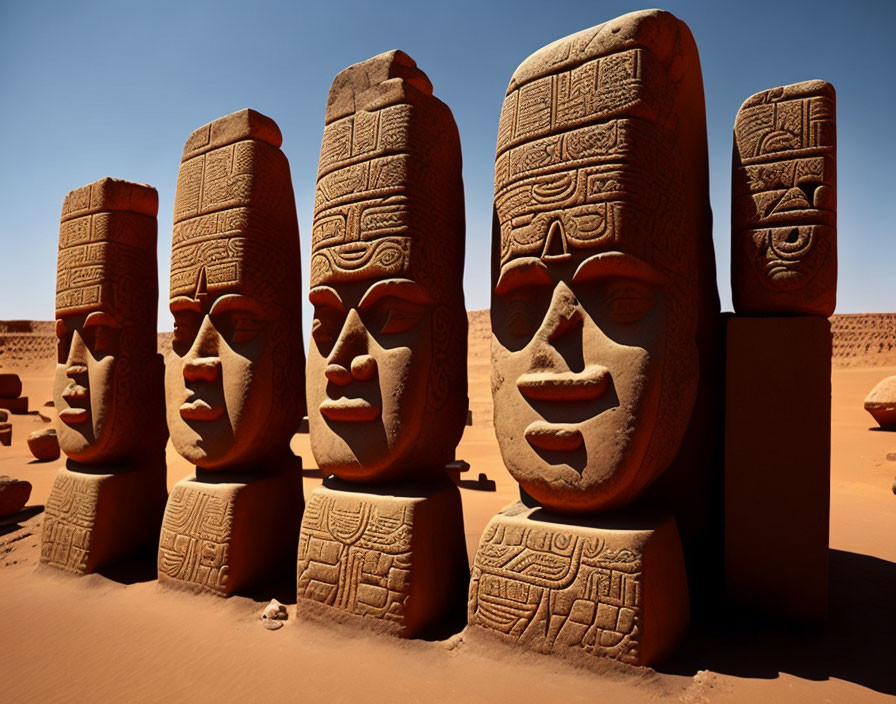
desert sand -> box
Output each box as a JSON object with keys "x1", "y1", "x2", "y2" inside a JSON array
[{"x1": 0, "y1": 312, "x2": 893, "y2": 702}]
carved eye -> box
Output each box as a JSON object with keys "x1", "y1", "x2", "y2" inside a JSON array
[
  {"x1": 213, "y1": 310, "x2": 265, "y2": 345},
  {"x1": 89, "y1": 324, "x2": 120, "y2": 357},
  {"x1": 172, "y1": 310, "x2": 201, "y2": 353},
  {"x1": 370, "y1": 298, "x2": 426, "y2": 336},
  {"x1": 503, "y1": 291, "x2": 541, "y2": 340},
  {"x1": 603, "y1": 281, "x2": 656, "y2": 324},
  {"x1": 311, "y1": 306, "x2": 345, "y2": 345}
]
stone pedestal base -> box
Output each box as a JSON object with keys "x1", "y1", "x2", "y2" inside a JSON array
[
  {"x1": 468, "y1": 502, "x2": 688, "y2": 666},
  {"x1": 40, "y1": 462, "x2": 166, "y2": 574},
  {"x1": 297, "y1": 478, "x2": 468, "y2": 637},
  {"x1": 158, "y1": 458, "x2": 302, "y2": 596},
  {"x1": 724, "y1": 316, "x2": 830, "y2": 622}
]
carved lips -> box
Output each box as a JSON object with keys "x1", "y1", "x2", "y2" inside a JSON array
[
  {"x1": 319, "y1": 397, "x2": 381, "y2": 423},
  {"x1": 517, "y1": 365, "x2": 609, "y2": 453},
  {"x1": 179, "y1": 398, "x2": 225, "y2": 422},
  {"x1": 60, "y1": 366, "x2": 90, "y2": 425}
]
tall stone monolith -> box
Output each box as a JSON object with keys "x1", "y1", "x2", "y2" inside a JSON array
[
  {"x1": 296, "y1": 50, "x2": 469, "y2": 637},
  {"x1": 467, "y1": 9, "x2": 720, "y2": 666},
  {"x1": 158, "y1": 109, "x2": 305, "y2": 596},
  {"x1": 41, "y1": 178, "x2": 167, "y2": 574}
]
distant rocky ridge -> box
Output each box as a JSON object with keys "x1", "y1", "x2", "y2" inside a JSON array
[{"x1": 3, "y1": 313, "x2": 896, "y2": 370}]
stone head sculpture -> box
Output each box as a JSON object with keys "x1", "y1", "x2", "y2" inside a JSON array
[
  {"x1": 732, "y1": 80, "x2": 836, "y2": 315},
  {"x1": 166, "y1": 109, "x2": 305, "y2": 470},
  {"x1": 54, "y1": 178, "x2": 160, "y2": 464},
  {"x1": 307, "y1": 50, "x2": 467, "y2": 483},
  {"x1": 490, "y1": 10, "x2": 716, "y2": 514}
]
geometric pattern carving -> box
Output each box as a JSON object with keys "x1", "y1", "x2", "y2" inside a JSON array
[
  {"x1": 732, "y1": 80, "x2": 836, "y2": 314},
  {"x1": 468, "y1": 503, "x2": 688, "y2": 666},
  {"x1": 158, "y1": 482, "x2": 233, "y2": 595},
  {"x1": 40, "y1": 470, "x2": 100, "y2": 574}
]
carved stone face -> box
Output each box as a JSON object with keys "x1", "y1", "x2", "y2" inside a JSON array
[
  {"x1": 491, "y1": 216, "x2": 694, "y2": 514},
  {"x1": 308, "y1": 276, "x2": 436, "y2": 481},
  {"x1": 167, "y1": 292, "x2": 286, "y2": 470},
  {"x1": 732, "y1": 80, "x2": 836, "y2": 315},
  {"x1": 54, "y1": 310, "x2": 133, "y2": 463}
]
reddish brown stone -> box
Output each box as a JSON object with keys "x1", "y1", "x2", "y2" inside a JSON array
[
  {"x1": 0, "y1": 476, "x2": 31, "y2": 517},
  {"x1": 0, "y1": 423, "x2": 11, "y2": 447},
  {"x1": 864, "y1": 376, "x2": 896, "y2": 429},
  {"x1": 0, "y1": 373, "x2": 22, "y2": 399},
  {"x1": 0, "y1": 397, "x2": 28, "y2": 414},
  {"x1": 724, "y1": 316, "x2": 830, "y2": 622},
  {"x1": 27, "y1": 428, "x2": 59, "y2": 462},
  {"x1": 732, "y1": 81, "x2": 836, "y2": 316}
]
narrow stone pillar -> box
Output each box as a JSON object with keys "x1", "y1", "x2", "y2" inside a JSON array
[
  {"x1": 297, "y1": 50, "x2": 469, "y2": 637},
  {"x1": 41, "y1": 178, "x2": 167, "y2": 574},
  {"x1": 159, "y1": 109, "x2": 305, "y2": 596},
  {"x1": 725, "y1": 80, "x2": 836, "y2": 622}
]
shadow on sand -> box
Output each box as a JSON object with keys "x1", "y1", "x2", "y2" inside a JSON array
[{"x1": 660, "y1": 549, "x2": 896, "y2": 696}]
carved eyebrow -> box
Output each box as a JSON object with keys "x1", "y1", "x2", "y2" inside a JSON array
[
  {"x1": 170, "y1": 296, "x2": 201, "y2": 313},
  {"x1": 308, "y1": 286, "x2": 345, "y2": 310},
  {"x1": 84, "y1": 311, "x2": 121, "y2": 329},
  {"x1": 358, "y1": 279, "x2": 433, "y2": 309},
  {"x1": 495, "y1": 258, "x2": 551, "y2": 297},
  {"x1": 572, "y1": 252, "x2": 669, "y2": 285},
  {"x1": 209, "y1": 293, "x2": 265, "y2": 317}
]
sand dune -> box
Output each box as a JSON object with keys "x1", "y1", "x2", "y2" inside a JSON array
[{"x1": 0, "y1": 313, "x2": 893, "y2": 703}]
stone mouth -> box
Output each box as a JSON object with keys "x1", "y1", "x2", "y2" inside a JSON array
[
  {"x1": 524, "y1": 421, "x2": 583, "y2": 452},
  {"x1": 517, "y1": 366, "x2": 609, "y2": 402},
  {"x1": 179, "y1": 398, "x2": 225, "y2": 422},
  {"x1": 59, "y1": 407, "x2": 89, "y2": 425},
  {"x1": 319, "y1": 397, "x2": 381, "y2": 423}
]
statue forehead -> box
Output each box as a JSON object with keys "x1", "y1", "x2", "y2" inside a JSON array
[{"x1": 56, "y1": 178, "x2": 157, "y2": 320}]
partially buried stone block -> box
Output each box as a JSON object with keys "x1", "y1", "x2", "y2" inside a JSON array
[
  {"x1": 297, "y1": 478, "x2": 467, "y2": 636},
  {"x1": 298, "y1": 50, "x2": 469, "y2": 635},
  {"x1": 42, "y1": 464, "x2": 165, "y2": 573},
  {"x1": 160, "y1": 108, "x2": 305, "y2": 596},
  {"x1": 470, "y1": 9, "x2": 717, "y2": 665},
  {"x1": 41, "y1": 178, "x2": 167, "y2": 575},
  {"x1": 0, "y1": 476, "x2": 31, "y2": 517},
  {"x1": 158, "y1": 460, "x2": 302, "y2": 596},
  {"x1": 469, "y1": 503, "x2": 688, "y2": 666},
  {"x1": 732, "y1": 81, "x2": 836, "y2": 316}
]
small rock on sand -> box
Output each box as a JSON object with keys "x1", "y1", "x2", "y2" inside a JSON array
[
  {"x1": 27, "y1": 428, "x2": 59, "y2": 461},
  {"x1": 0, "y1": 476, "x2": 32, "y2": 517},
  {"x1": 865, "y1": 376, "x2": 896, "y2": 429},
  {"x1": 261, "y1": 599, "x2": 288, "y2": 630}
]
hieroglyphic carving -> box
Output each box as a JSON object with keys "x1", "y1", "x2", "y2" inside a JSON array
[
  {"x1": 158, "y1": 482, "x2": 233, "y2": 595},
  {"x1": 297, "y1": 489, "x2": 413, "y2": 625},
  {"x1": 310, "y1": 51, "x2": 464, "y2": 309},
  {"x1": 732, "y1": 80, "x2": 836, "y2": 315},
  {"x1": 56, "y1": 178, "x2": 157, "y2": 326},
  {"x1": 40, "y1": 471, "x2": 100, "y2": 573},
  {"x1": 469, "y1": 511, "x2": 642, "y2": 664},
  {"x1": 170, "y1": 109, "x2": 300, "y2": 307}
]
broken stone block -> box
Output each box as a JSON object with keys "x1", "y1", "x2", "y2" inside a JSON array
[
  {"x1": 0, "y1": 374, "x2": 22, "y2": 399},
  {"x1": 864, "y1": 376, "x2": 896, "y2": 429},
  {"x1": 0, "y1": 476, "x2": 31, "y2": 516},
  {"x1": 27, "y1": 428, "x2": 59, "y2": 462}
]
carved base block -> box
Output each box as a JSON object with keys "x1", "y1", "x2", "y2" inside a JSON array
[
  {"x1": 297, "y1": 479, "x2": 468, "y2": 637},
  {"x1": 158, "y1": 461, "x2": 302, "y2": 597},
  {"x1": 40, "y1": 463, "x2": 166, "y2": 574},
  {"x1": 468, "y1": 502, "x2": 689, "y2": 666}
]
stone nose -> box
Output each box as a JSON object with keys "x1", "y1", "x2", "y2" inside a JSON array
[
  {"x1": 183, "y1": 357, "x2": 221, "y2": 383},
  {"x1": 544, "y1": 284, "x2": 583, "y2": 343}
]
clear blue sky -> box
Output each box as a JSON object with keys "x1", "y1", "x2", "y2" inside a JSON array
[{"x1": 1, "y1": 0, "x2": 893, "y2": 332}]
